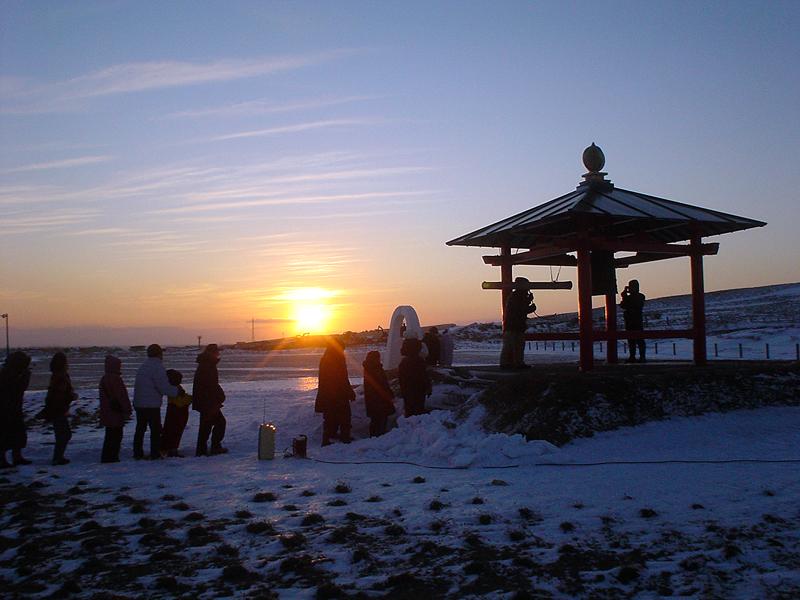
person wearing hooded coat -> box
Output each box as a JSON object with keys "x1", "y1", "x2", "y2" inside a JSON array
[
  {"x1": 192, "y1": 344, "x2": 228, "y2": 456},
  {"x1": 362, "y1": 351, "x2": 395, "y2": 437},
  {"x1": 43, "y1": 352, "x2": 76, "y2": 465},
  {"x1": 315, "y1": 338, "x2": 355, "y2": 446},
  {"x1": 98, "y1": 355, "x2": 132, "y2": 463},
  {"x1": 0, "y1": 351, "x2": 33, "y2": 468},
  {"x1": 398, "y1": 338, "x2": 431, "y2": 418}
]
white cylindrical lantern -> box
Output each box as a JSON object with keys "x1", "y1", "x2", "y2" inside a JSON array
[{"x1": 258, "y1": 422, "x2": 276, "y2": 460}]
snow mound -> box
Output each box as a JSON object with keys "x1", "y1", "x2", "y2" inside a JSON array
[{"x1": 316, "y1": 404, "x2": 560, "y2": 468}]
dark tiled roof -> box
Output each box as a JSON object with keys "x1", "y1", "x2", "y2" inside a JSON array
[{"x1": 447, "y1": 181, "x2": 766, "y2": 248}]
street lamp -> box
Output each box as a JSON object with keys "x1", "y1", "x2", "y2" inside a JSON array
[{"x1": 1, "y1": 314, "x2": 8, "y2": 358}]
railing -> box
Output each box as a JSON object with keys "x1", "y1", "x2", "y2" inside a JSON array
[{"x1": 524, "y1": 339, "x2": 800, "y2": 361}]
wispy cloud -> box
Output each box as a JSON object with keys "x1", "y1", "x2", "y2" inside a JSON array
[
  {"x1": 0, "y1": 50, "x2": 354, "y2": 114},
  {"x1": 3, "y1": 155, "x2": 113, "y2": 174},
  {"x1": 166, "y1": 95, "x2": 381, "y2": 119},
  {"x1": 153, "y1": 190, "x2": 436, "y2": 214},
  {"x1": 207, "y1": 118, "x2": 381, "y2": 142},
  {"x1": 1, "y1": 208, "x2": 101, "y2": 235},
  {"x1": 62, "y1": 227, "x2": 132, "y2": 237}
]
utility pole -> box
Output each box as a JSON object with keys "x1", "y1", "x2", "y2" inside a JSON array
[
  {"x1": 197, "y1": 335, "x2": 202, "y2": 350},
  {"x1": 1, "y1": 313, "x2": 8, "y2": 358},
  {"x1": 252, "y1": 317, "x2": 255, "y2": 342}
]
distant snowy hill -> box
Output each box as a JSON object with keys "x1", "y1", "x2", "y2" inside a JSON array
[{"x1": 454, "y1": 282, "x2": 800, "y2": 342}]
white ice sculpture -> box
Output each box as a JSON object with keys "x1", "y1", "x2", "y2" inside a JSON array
[{"x1": 385, "y1": 305, "x2": 423, "y2": 370}]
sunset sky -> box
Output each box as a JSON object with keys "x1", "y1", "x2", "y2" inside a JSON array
[{"x1": 2, "y1": 1, "x2": 798, "y2": 346}]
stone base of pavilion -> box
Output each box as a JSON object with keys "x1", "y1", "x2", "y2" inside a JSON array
[{"x1": 441, "y1": 361, "x2": 800, "y2": 446}]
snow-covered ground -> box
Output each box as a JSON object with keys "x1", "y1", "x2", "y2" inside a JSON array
[{"x1": 2, "y1": 376, "x2": 799, "y2": 598}]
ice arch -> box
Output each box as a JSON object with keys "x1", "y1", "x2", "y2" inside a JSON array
[{"x1": 385, "y1": 305, "x2": 422, "y2": 370}]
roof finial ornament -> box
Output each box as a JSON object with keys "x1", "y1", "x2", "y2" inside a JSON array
[{"x1": 580, "y1": 142, "x2": 611, "y2": 188}]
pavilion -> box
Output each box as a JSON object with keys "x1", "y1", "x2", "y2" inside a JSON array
[{"x1": 447, "y1": 144, "x2": 766, "y2": 371}]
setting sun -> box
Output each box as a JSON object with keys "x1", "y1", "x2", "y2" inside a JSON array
[
  {"x1": 282, "y1": 288, "x2": 337, "y2": 334},
  {"x1": 292, "y1": 304, "x2": 329, "y2": 334}
]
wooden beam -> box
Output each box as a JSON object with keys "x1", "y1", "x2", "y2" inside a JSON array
[
  {"x1": 483, "y1": 243, "x2": 574, "y2": 266},
  {"x1": 500, "y1": 246, "x2": 512, "y2": 323},
  {"x1": 576, "y1": 247, "x2": 594, "y2": 371},
  {"x1": 615, "y1": 253, "x2": 683, "y2": 268},
  {"x1": 514, "y1": 254, "x2": 577, "y2": 267},
  {"x1": 690, "y1": 235, "x2": 707, "y2": 365},
  {"x1": 482, "y1": 281, "x2": 573, "y2": 291},
  {"x1": 605, "y1": 292, "x2": 618, "y2": 363},
  {"x1": 484, "y1": 241, "x2": 719, "y2": 266},
  {"x1": 591, "y1": 239, "x2": 719, "y2": 255}
]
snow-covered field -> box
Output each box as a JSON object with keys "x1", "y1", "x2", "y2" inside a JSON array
[{"x1": 2, "y1": 374, "x2": 799, "y2": 598}]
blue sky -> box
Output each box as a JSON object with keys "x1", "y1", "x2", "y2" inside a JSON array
[{"x1": 1, "y1": 1, "x2": 798, "y2": 345}]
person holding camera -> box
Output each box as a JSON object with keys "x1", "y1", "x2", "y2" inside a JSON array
[
  {"x1": 500, "y1": 277, "x2": 537, "y2": 369},
  {"x1": 620, "y1": 279, "x2": 646, "y2": 363}
]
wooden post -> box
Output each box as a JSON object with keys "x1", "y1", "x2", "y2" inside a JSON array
[
  {"x1": 605, "y1": 292, "x2": 618, "y2": 364},
  {"x1": 500, "y1": 246, "x2": 512, "y2": 322},
  {"x1": 577, "y1": 247, "x2": 594, "y2": 371},
  {"x1": 690, "y1": 234, "x2": 707, "y2": 365}
]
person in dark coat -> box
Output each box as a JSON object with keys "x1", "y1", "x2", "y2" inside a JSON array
[
  {"x1": 422, "y1": 327, "x2": 441, "y2": 366},
  {"x1": 398, "y1": 338, "x2": 431, "y2": 417},
  {"x1": 315, "y1": 337, "x2": 355, "y2": 446},
  {"x1": 161, "y1": 369, "x2": 191, "y2": 457},
  {"x1": 0, "y1": 351, "x2": 32, "y2": 468},
  {"x1": 500, "y1": 277, "x2": 536, "y2": 369},
  {"x1": 362, "y1": 351, "x2": 395, "y2": 437},
  {"x1": 192, "y1": 344, "x2": 228, "y2": 456},
  {"x1": 620, "y1": 279, "x2": 646, "y2": 363},
  {"x1": 43, "y1": 352, "x2": 76, "y2": 466},
  {"x1": 98, "y1": 355, "x2": 132, "y2": 463}
]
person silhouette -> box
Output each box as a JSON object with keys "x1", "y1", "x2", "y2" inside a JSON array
[
  {"x1": 0, "y1": 352, "x2": 33, "y2": 468},
  {"x1": 399, "y1": 337, "x2": 431, "y2": 417},
  {"x1": 192, "y1": 344, "x2": 228, "y2": 456},
  {"x1": 43, "y1": 352, "x2": 77, "y2": 465},
  {"x1": 362, "y1": 351, "x2": 395, "y2": 437},
  {"x1": 422, "y1": 327, "x2": 441, "y2": 366},
  {"x1": 620, "y1": 279, "x2": 646, "y2": 363},
  {"x1": 315, "y1": 337, "x2": 355, "y2": 446},
  {"x1": 500, "y1": 277, "x2": 536, "y2": 369}
]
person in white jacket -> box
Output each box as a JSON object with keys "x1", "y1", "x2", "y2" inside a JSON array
[{"x1": 132, "y1": 344, "x2": 177, "y2": 460}]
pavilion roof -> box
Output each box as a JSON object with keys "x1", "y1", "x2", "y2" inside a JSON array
[{"x1": 447, "y1": 148, "x2": 766, "y2": 249}]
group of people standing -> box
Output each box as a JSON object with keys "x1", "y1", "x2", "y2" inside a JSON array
[
  {"x1": 500, "y1": 276, "x2": 647, "y2": 368},
  {"x1": 0, "y1": 351, "x2": 77, "y2": 467},
  {"x1": 0, "y1": 343, "x2": 229, "y2": 468},
  {"x1": 315, "y1": 335, "x2": 434, "y2": 447}
]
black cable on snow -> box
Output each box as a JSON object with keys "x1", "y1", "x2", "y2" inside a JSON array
[{"x1": 304, "y1": 457, "x2": 800, "y2": 470}]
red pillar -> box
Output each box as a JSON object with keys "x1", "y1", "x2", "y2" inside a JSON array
[
  {"x1": 690, "y1": 234, "x2": 707, "y2": 365},
  {"x1": 577, "y1": 247, "x2": 594, "y2": 371},
  {"x1": 500, "y1": 246, "x2": 512, "y2": 321},
  {"x1": 605, "y1": 292, "x2": 618, "y2": 364}
]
